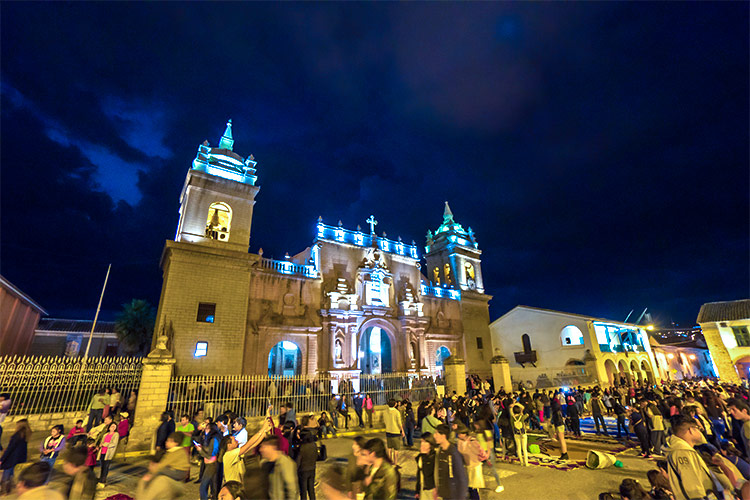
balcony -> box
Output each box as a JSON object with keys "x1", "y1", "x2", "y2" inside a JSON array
[{"x1": 514, "y1": 350, "x2": 537, "y2": 367}]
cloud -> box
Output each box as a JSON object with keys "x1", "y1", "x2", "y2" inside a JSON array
[
  {"x1": 100, "y1": 96, "x2": 173, "y2": 159},
  {"x1": 2, "y1": 82, "x2": 146, "y2": 204}
]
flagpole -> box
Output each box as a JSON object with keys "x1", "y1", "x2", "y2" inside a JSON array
[{"x1": 83, "y1": 264, "x2": 111, "y2": 361}]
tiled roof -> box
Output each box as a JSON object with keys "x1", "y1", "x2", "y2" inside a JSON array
[
  {"x1": 697, "y1": 299, "x2": 750, "y2": 324},
  {"x1": 36, "y1": 318, "x2": 117, "y2": 334}
]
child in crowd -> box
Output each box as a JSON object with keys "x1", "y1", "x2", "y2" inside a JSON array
[
  {"x1": 67, "y1": 419, "x2": 87, "y2": 447},
  {"x1": 85, "y1": 438, "x2": 98, "y2": 468}
]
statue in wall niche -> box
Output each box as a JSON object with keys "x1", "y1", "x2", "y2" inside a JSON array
[{"x1": 360, "y1": 246, "x2": 388, "y2": 270}]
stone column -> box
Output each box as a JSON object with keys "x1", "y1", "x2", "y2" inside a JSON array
[
  {"x1": 490, "y1": 353, "x2": 512, "y2": 393},
  {"x1": 702, "y1": 324, "x2": 740, "y2": 384},
  {"x1": 443, "y1": 356, "x2": 467, "y2": 396},
  {"x1": 128, "y1": 335, "x2": 176, "y2": 450}
]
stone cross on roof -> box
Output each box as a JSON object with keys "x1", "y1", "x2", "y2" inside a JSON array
[{"x1": 366, "y1": 215, "x2": 378, "y2": 234}]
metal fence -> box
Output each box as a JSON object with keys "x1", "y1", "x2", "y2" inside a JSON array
[
  {"x1": 0, "y1": 355, "x2": 143, "y2": 416},
  {"x1": 511, "y1": 366, "x2": 595, "y2": 390},
  {"x1": 166, "y1": 372, "x2": 439, "y2": 420}
]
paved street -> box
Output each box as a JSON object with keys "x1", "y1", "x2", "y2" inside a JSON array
[{"x1": 0, "y1": 416, "x2": 656, "y2": 499}]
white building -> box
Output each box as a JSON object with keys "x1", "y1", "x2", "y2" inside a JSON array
[{"x1": 490, "y1": 306, "x2": 660, "y2": 389}]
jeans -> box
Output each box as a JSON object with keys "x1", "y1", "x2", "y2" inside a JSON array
[
  {"x1": 650, "y1": 430, "x2": 664, "y2": 455},
  {"x1": 405, "y1": 425, "x2": 414, "y2": 447},
  {"x1": 355, "y1": 410, "x2": 364, "y2": 427},
  {"x1": 366, "y1": 409, "x2": 373, "y2": 428},
  {"x1": 99, "y1": 458, "x2": 112, "y2": 484},
  {"x1": 338, "y1": 410, "x2": 350, "y2": 429},
  {"x1": 331, "y1": 412, "x2": 339, "y2": 428},
  {"x1": 593, "y1": 414, "x2": 608, "y2": 435},
  {"x1": 40, "y1": 455, "x2": 57, "y2": 469},
  {"x1": 616, "y1": 415, "x2": 628, "y2": 438},
  {"x1": 200, "y1": 462, "x2": 217, "y2": 500},
  {"x1": 299, "y1": 470, "x2": 316, "y2": 500},
  {"x1": 86, "y1": 408, "x2": 103, "y2": 432},
  {"x1": 569, "y1": 417, "x2": 581, "y2": 436},
  {"x1": 513, "y1": 433, "x2": 529, "y2": 466},
  {"x1": 635, "y1": 427, "x2": 650, "y2": 455}
]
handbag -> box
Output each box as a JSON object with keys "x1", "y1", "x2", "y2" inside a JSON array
[{"x1": 317, "y1": 443, "x2": 327, "y2": 461}]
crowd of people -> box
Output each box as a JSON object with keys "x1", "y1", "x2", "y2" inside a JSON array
[{"x1": 4, "y1": 377, "x2": 750, "y2": 499}]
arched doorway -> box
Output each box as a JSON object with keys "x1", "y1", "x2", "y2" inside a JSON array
[
  {"x1": 268, "y1": 341, "x2": 302, "y2": 376},
  {"x1": 604, "y1": 359, "x2": 617, "y2": 386},
  {"x1": 641, "y1": 360, "x2": 655, "y2": 384},
  {"x1": 735, "y1": 356, "x2": 750, "y2": 380},
  {"x1": 358, "y1": 326, "x2": 392, "y2": 374},
  {"x1": 630, "y1": 360, "x2": 642, "y2": 383},
  {"x1": 618, "y1": 360, "x2": 631, "y2": 386},
  {"x1": 435, "y1": 346, "x2": 451, "y2": 373}
]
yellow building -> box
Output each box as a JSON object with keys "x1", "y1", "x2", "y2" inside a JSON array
[
  {"x1": 154, "y1": 121, "x2": 494, "y2": 376},
  {"x1": 698, "y1": 299, "x2": 750, "y2": 383}
]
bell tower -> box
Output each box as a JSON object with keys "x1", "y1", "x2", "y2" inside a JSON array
[
  {"x1": 424, "y1": 202, "x2": 484, "y2": 293},
  {"x1": 174, "y1": 119, "x2": 260, "y2": 253}
]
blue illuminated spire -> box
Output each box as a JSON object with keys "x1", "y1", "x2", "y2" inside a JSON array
[
  {"x1": 443, "y1": 201, "x2": 454, "y2": 224},
  {"x1": 219, "y1": 119, "x2": 234, "y2": 150}
]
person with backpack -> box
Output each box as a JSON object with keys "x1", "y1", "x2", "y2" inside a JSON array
[
  {"x1": 195, "y1": 422, "x2": 221, "y2": 500},
  {"x1": 510, "y1": 403, "x2": 529, "y2": 467},
  {"x1": 591, "y1": 392, "x2": 609, "y2": 436}
]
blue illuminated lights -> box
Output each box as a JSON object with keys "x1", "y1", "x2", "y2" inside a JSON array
[
  {"x1": 420, "y1": 282, "x2": 461, "y2": 301},
  {"x1": 191, "y1": 120, "x2": 257, "y2": 185},
  {"x1": 316, "y1": 221, "x2": 419, "y2": 259},
  {"x1": 194, "y1": 342, "x2": 208, "y2": 357}
]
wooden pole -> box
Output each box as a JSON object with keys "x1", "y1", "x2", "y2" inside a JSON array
[{"x1": 83, "y1": 264, "x2": 111, "y2": 361}]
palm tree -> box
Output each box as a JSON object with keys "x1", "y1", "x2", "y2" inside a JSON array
[{"x1": 115, "y1": 299, "x2": 156, "y2": 355}]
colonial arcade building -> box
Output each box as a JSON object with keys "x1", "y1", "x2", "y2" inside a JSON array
[{"x1": 154, "y1": 121, "x2": 493, "y2": 378}]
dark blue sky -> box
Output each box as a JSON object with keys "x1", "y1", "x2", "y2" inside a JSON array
[{"x1": 1, "y1": 3, "x2": 747, "y2": 326}]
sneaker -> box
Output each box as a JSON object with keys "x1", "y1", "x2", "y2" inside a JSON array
[
  {"x1": 495, "y1": 485, "x2": 505, "y2": 493},
  {"x1": 560, "y1": 453, "x2": 569, "y2": 460}
]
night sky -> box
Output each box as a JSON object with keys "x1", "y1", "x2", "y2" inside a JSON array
[{"x1": 1, "y1": 3, "x2": 748, "y2": 326}]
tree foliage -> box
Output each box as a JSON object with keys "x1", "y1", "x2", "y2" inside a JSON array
[{"x1": 115, "y1": 299, "x2": 156, "y2": 355}]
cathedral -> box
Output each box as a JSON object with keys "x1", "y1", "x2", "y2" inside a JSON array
[{"x1": 154, "y1": 121, "x2": 493, "y2": 378}]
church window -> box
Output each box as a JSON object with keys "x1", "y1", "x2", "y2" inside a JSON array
[
  {"x1": 196, "y1": 303, "x2": 216, "y2": 323},
  {"x1": 444, "y1": 263, "x2": 452, "y2": 285},
  {"x1": 205, "y1": 202, "x2": 232, "y2": 241},
  {"x1": 194, "y1": 341, "x2": 208, "y2": 357},
  {"x1": 560, "y1": 325, "x2": 585, "y2": 346},
  {"x1": 433, "y1": 267, "x2": 440, "y2": 285},
  {"x1": 476, "y1": 337, "x2": 483, "y2": 349}
]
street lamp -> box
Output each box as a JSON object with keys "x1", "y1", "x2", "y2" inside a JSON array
[{"x1": 646, "y1": 325, "x2": 655, "y2": 331}]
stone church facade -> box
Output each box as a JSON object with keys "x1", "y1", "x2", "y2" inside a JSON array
[{"x1": 154, "y1": 121, "x2": 493, "y2": 377}]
